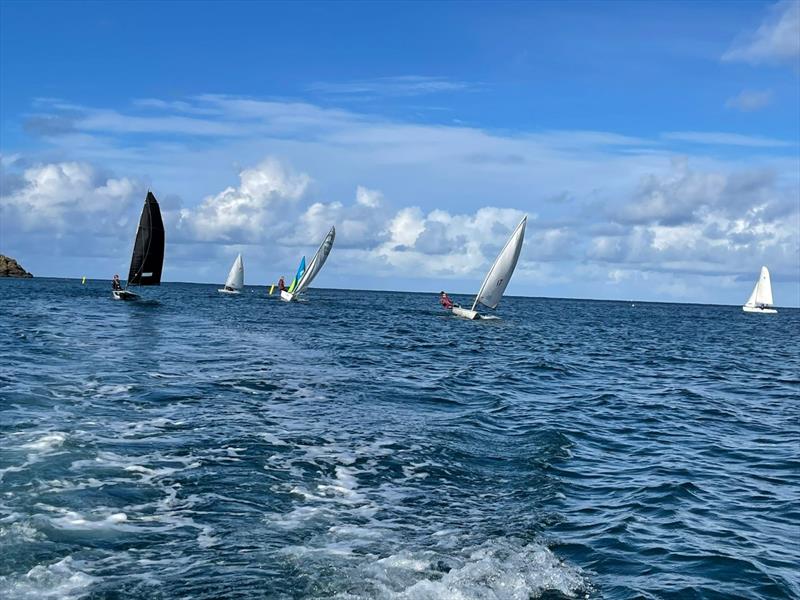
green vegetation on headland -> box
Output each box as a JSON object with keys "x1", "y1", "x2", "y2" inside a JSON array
[{"x1": 0, "y1": 255, "x2": 33, "y2": 278}]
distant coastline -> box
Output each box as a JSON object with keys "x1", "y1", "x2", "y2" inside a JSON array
[{"x1": 0, "y1": 255, "x2": 32, "y2": 278}]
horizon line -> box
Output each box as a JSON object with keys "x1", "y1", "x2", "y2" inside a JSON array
[{"x1": 6, "y1": 276, "x2": 799, "y2": 310}]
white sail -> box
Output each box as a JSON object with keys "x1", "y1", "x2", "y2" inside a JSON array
[
  {"x1": 294, "y1": 226, "x2": 335, "y2": 295},
  {"x1": 744, "y1": 265, "x2": 775, "y2": 309},
  {"x1": 224, "y1": 254, "x2": 244, "y2": 290},
  {"x1": 754, "y1": 266, "x2": 774, "y2": 306},
  {"x1": 472, "y1": 216, "x2": 527, "y2": 311},
  {"x1": 744, "y1": 281, "x2": 759, "y2": 307}
]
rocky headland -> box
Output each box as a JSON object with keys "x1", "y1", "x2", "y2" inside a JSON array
[{"x1": 0, "y1": 255, "x2": 33, "y2": 278}]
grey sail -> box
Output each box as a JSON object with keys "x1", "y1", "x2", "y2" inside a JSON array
[
  {"x1": 294, "y1": 226, "x2": 336, "y2": 295},
  {"x1": 472, "y1": 216, "x2": 527, "y2": 311}
]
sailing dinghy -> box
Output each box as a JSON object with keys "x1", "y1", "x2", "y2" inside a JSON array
[
  {"x1": 280, "y1": 226, "x2": 336, "y2": 302},
  {"x1": 451, "y1": 216, "x2": 526, "y2": 320},
  {"x1": 742, "y1": 266, "x2": 777, "y2": 314},
  {"x1": 113, "y1": 191, "x2": 165, "y2": 300},
  {"x1": 218, "y1": 253, "x2": 244, "y2": 294}
]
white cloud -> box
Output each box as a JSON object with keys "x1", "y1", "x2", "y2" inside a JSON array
[
  {"x1": 663, "y1": 131, "x2": 793, "y2": 147},
  {"x1": 722, "y1": 0, "x2": 800, "y2": 65},
  {"x1": 175, "y1": 158, "x2": 311, "y2": 243},
  {"x1": 307, "y1": 75, "x2": 474, "y2": 97},
  {"x1": 0, "y1": 161, "x2": 140, "y2": 235},
  {"x1": 724, "y1": 89, "x2": 773, "y2": 112},
  {"x1": 5, "y1": 93, "x2": 799, "y2": 303},
  {"x1": 589, "y1": 160, "x2": 799, "y2": 284},
  {"x1": 356, "y1": 186, "x2": 383, "y2": 208}
]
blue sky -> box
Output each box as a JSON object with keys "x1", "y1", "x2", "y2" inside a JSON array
[{"x1": 1, "y1": 0, "x2": 798, "y2": 305}]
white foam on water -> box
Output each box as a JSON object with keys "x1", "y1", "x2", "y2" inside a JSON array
[
  {"x1": 0, "y1": 556, "x2": 94, "y2": 599},
  {"x1": 318, "y1": 466, "x2": 365, "y2": 502},
  {"x1": 271, "y1": 504, "x2": 327, "y2": 529},
  {"x1": 21, "y1": 432, "x2": 67, "y2": 451},
  {"x1": 260, "y1": 432, "x2": 289, "y2": 446},
  {"x1": 94, "y1": 384, "x2": 133, "y2": 397},
  {"x1": 196, "y1": 525, "x2": 219, "y2": 548},
  {"x1": 44, "y1": 508, "x2": 132, "y2": 531},
  {"x1": 0, "y1": 514, "x2": 43, "y2": 543},
  {"x1": 355, "y1": 540, "x2": 587, "y2": 600},
  {"x1": 0, "y1": 432, "x2": 70, "y2": 482}
]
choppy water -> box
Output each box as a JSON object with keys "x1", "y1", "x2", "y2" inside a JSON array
[{"x1": 1, "y1": 278, "x2": 798, "y2": 599}]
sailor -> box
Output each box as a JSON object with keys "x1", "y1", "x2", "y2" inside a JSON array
[
  {"x1": 278, "y1": 276, "x2": 286, "y2": 292},
  {"x1": 112, "y1": 274, "x2": 122, "y2": 291},
  {"x1": 440, "y1": 291, "x2": 454, "y2": 310}
]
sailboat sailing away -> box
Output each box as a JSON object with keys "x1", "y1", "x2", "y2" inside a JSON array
[
  {"x1": 451, "y1": 216, "x2": 527, "y2": 320},
  {"x1": 742, "y1": 266, "x2": 777, "y2": 314},
  {"x1": 113, "y1": 191, "x2": 165, "y2": 300},
  {"x1": 280, "y1": 226, "x2": 336, "y2": 302},
  {"x1": 218, "y1": 254, "x2": 244, "y2": 294}
]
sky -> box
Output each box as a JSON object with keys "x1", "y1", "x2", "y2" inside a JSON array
[{"x1": 1, "y1": 0, "x2": 798, "y2": 306}]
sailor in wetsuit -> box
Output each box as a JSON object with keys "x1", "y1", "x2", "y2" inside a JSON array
[
  {"x1": 278, "y1": 276, "x2": 286, "y2": 292},
  {"x1": 112, "y1": 274, "x2": 122, "y2": 291},
  {"x1": 440, "y1": 291, "x2": 454, "y2": 310}
]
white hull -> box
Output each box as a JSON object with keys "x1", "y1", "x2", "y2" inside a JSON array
[
  {"x1": 112, "y1": 290, "x2": 140, "y2": 301},
  {"x1": 743, "y1": 305, "x2": 777, "y2": 314},
  {"x1": 218, "y1": 288, "x2": 241, "y2": 294},
  {"x1": 451, "y1": 306, "x2": 479, "y2": 320},
  {"x1": 280, "y1": 290, "x2": 296, "y2": 302}
]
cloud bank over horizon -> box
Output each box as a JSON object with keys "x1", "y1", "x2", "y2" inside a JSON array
[{"x1": 2, "y1": 112, "x2": 797, "y2": 305}]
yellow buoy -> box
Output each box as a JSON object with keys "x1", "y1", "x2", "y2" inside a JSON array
[
  {"x1": 82, "y1": 276, "x2": 86, "y2": 284},
  {"x1": 269, "y1": 284, "x2": 275, "y2": 295}
]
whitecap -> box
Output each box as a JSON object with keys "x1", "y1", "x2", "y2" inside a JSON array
[
  {"x1": 21, "y1": 432, "x2": 66, "y2": 451},
  {"x1": 0, "y1": 556, "x2": 94, "y2": 599}
]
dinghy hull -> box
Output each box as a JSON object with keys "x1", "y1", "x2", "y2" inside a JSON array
[
  {"x1": 742, "y1": 306, "x2": 777, "y2": 314},
  {"x1": 280, "y1": 290, "x2": 296, "y2": 302},
  {"x1": 218, "y1": 288, "x2": 241, "y2": 295},
  {"x1": 112, "y1": 290, "x2": 140, "y2": 301},
  {"x1": 452, "y1": 306, "x2": 479, "y2": 320}
]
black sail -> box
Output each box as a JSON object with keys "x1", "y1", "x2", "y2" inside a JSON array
[{"x1": 127, "y1": 191, "x2": 165, "y2": 286}]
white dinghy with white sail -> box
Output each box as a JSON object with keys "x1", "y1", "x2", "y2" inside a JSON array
[
  {"x1": 218, "y1": 253, "x2": 244, "y2": 294},
  {"x1": 742, "y1": 266, "x2": 777, "y2": 314},
  {"x1": 451, "y1": 215, "x2": 527, "y2": 320},
  {"x1": 280, "y1": 226, "x2": 336, "y2": 302}
]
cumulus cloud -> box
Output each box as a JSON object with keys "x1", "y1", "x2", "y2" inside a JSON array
[
  {"x1": 724, "y1": 89, "x2": 773, "y2": 112},
  {"x1": 612, "y1": 158, "x2": 791, "y2": 227},
  {"x1": 175, "y1": 158, "x2": 311, "y2": 243},
  {"x1": 590, "y1": 160, "x2": 799, "y2": 284},
  {"x1": 374, "y1": 206, "x2": 528, "y2": 276},
  {"x1": 4, "y1": 88, "x2": 799, "y2": 303},
  {"x1": 0, "y1": 161, "x2": 141, "y2": 236},
  {"x1": 722, "y1": 0, "x2": 800, "y2": 65}
]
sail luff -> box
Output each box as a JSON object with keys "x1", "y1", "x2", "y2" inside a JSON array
[
  {"x1": 471, "y1": 216, "x2": 527, "y2": 311},
  {"x1": 744, "y1": 281, "x2": 758, "y2": 307}
]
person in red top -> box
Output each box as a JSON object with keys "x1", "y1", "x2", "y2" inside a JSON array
[
  {"x1": 440, "y1": 291, "x2": 454, "y2": 310},
  {"x1": 278, "y1": 276, "x2": 286, "y2": 292}
]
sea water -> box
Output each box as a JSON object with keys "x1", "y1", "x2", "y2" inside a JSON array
[{"x1": 1, "y1": 278, "x2": 798, "y2": 599}]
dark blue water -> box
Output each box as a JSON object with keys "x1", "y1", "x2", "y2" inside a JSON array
[{"x1": 1, "y1": 278, "x2": 798, "y2": 599}]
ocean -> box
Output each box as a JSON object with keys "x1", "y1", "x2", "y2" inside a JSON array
[{"x1": 1, "y1": 278, "x2": 798, "y2": 599}]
